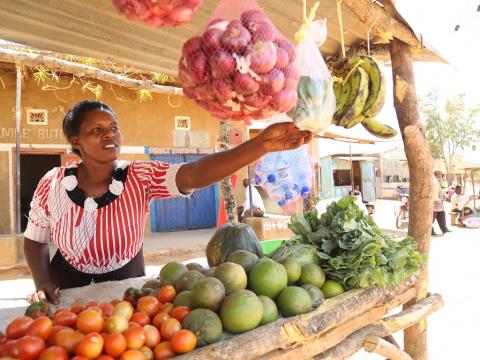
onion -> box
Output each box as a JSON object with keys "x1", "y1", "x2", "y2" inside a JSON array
[
  {"x1": 210, "y1": 51, "x2": 236, "y2": 79},
  {"x1": 221, "y1": 20, "x2": 252, "y2": 53},
  {"x1": 243, "y1": 93, "x2": 272, "y2": 108},
  {"x1": 185, "y1": 0, "x2": 203, "y2": 6},
  {"x1": 274, "y1": 38, "x2": 296, "y2": 62},
  {"x1": 112, "y1": 0, "x2": 151, "y2": 19},
  {"x1": 182, "y1": 86, "x2": 196, "y2": 99},
  {"x1": 275, "y1": 47, "x2": 289, "y2": 69},
  {"x1": 246, "y1": 40, "x2": 277, "y2": 74},
  {"x1": 182, "y1": 36, "x2": 203, "y2": 57},
  {"x1": 260, "y1": 69, "x2": 285, "y2": 95},
  {"x1": 233, "y1": 72, "x2": 260, "y2": 95},
  {"x1": 178, "y1": 61, "x2": 198, "y2": 88},
  {"x1": 212, "y1": 79, "x2": 235, "y2": 103},
  {"x1": 272, "y1": 89, "x2": 298, "y2": 113},
  {"x1": 187, "y1": 51, "x2": 208, "y2": 81},
  {"x1": 283, "y1": 64, "x2": 300, "y2": 90},
  {"x1": 240, "y1": 9, "x2": 269, "y2": 26},
  {"x1": 166, "y1": 6, "x2": 193, "y2": 25},
  {"x1": 202, "y1": 27, "x2": 224, "y2": 55},
  {"x1": 193, "y1": 82, "x2": 214, "y2": 101},
  {"x1": 245, "y1": 21, "x2": 275, "y2": 41}
]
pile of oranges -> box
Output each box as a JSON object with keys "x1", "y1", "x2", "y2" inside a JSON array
[{"x1": 0, "y1": 285, "x2": 197, "y2": 359}]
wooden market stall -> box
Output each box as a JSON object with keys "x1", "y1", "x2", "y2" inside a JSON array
[{"x1": 0, "y1": 0, "x2": 445, "y2": 359}]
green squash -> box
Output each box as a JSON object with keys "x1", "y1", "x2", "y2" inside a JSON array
[{"x1": 206, "y1": 223, "x2": 263, "y2": 267}]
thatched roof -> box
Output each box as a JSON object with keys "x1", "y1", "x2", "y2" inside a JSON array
[{"x1": 0, "y1": 0, "x2": 444, "y2": 77}]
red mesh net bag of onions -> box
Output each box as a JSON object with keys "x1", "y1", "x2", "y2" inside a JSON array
[
  {"x1": 112, "y1": 0, "x2": 203, "y2": 27},
  {"x1": 178, "y1": 0, "x2": 300, "y2": 121}
]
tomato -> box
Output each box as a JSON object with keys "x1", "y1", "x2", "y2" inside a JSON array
[
  {"x1": 152, "y1": 312, "x2": 170, "y2": 330},
  {"x1": 38, "y1": 345, "x2": 69, "y2": 360},
  {"x1": 99, "y1": 302, "x2": 114, "y2": 317},
  {"x1": 129, "y1": 321, "x2": 143, "y2": 329},
  {"x1": 168, "y1": 306, "x2": 190, "y2": 322},
  {"x1": 160, "y1": 318, "x2": 181, "y2": 341},
  {"x1": 53, "y1": 328, "x2": 84, "y2": 355},
  {"x1": 153, "y1": 342, "x2": 176, "y2": 359},
  {"x1": 26, "y1": 316, "x2": 53, "y2": 340},
  {"x1": 74, "y1": 332, "x2": 104, "y2": 359},
  {"x1": 25, "y1": 302, "x2": 50, "y2": 319},
  {"x1": 157, "y1": 303, "x2": 174, "y2": 314},
  {"x1": 54, "y1": 307, "x2": 68, "y2": 314},
  {"x1": 1, "y1": 339, "x2": 17, "y2": 357},
  {"x1": 97, "y1": 355, "x2": 115, "y2": 360},
  {"x1": 113, "y1": 301, "x2": 134, "y2": 321},
  {"x1": 170, "y1": 329, "x2": 197, "y2": 353},
  {"x1": 85, "y1": 301, "x2": 98, "y2": 309},
  {"x1": 53, "y1": 310, "x2": 77, "y2": 328},
  {"x1": 104, "y1": 332, "x2": 127, "y2": 357},
  {"x1": 143, "y1": 324, "x2": 161, "y2": 348},
  {"x1": 70, "y1": 304, "x2": 84, "y2": 315},
  {"x1": 139, "y1": 345, "x2": 154, "y2": 360},
  {"x1": 137, "y1": 296, "x2": 161, "y2": 318},
  {"x1": 46, "y1": 325, "x2": 66, "y2": 346},
  {"x1": 76, "y1": 309, "x2": 104, "y2": 334},
  {"x1": 70, "y1": 356, "x2": 89, "y2": 360},
  {"x1": 120, "y1": 349, "x2": 147, "y2": 360},
  {"x1": 131, "y1": 312, "x2": 151, "y2": 326},
  {"x1": 157, "y1": 286, "x2": 176, "y2": 304},
  {"x1": 110, "y1": 298, "x2": 121, "y2": 306},
  {"x1": 11, "y1": 335, "x2": 46, "y2": 360},
  {"x1": 123, "y1": 326, "x2": 146, "y2": 350},
  {"x1": 105, "y1": 315, "x2": 129, "y2": 334},
  {"x1": 6, "y1": 316, "x2": 33, "y2": 339}
]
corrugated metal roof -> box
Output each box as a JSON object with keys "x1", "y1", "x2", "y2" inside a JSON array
[{"x1": 0, "y1": 0, "x2": 444, "y2": 76}]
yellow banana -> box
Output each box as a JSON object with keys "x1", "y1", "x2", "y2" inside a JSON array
[
  {"x1": 333, "y1": 79, "x2": 352, "y2": 125},
  {"x1": 361, "y1": 117, "x2": 397, "y2": 139},
  {"x1": 350, "y1": 56, "x2": 386, "y2": 118},
  {"x1": 344, "y1": 114, "x2": 364, "y2": 129},
  {"x1": 337, "y1": 66, "x2": 369, "y2": 127}
]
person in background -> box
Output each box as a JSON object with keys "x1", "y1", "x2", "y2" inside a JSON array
[
  {"x1": 451, "y1": 185, "x2": 474, "y2": 224},
  {"x1": 432, "y1": 169, "x2": 451, "y2": 235},
  {"x1": 239, "y1": 178, "x2": 266, "y2": 222},
  {"x1": 350, "y1": 184, "x2": 361, "y2": 197}
]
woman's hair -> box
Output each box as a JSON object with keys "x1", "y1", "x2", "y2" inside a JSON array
[{"x1": 62, "y1": 100, "x2": 116, "y2": 156}]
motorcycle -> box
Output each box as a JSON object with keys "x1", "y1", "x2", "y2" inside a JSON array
[{"x1": 395, "y1": 193, "x2": 409, "y2": 229}]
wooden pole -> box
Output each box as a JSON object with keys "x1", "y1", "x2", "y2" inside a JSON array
[
  {"x1": 15, "y1": 65, "x2": 22, "y2": 234},
  {"x1": 364, "y1": 336, "x2": 413, "y2": 360},
  {"x1": 217, "y1": 120, "x2": 238, "y2": 224},
  {"x1": 0, "y1": 48, "x2": 183, "y2": 96},
  {"x1": 389, "y1": 38, "x2": 433, "y2": 360}
]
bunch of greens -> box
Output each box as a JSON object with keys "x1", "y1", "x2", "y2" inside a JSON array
[{"x1": 288, "y1": 195, "x2": 424, "y2": 290}]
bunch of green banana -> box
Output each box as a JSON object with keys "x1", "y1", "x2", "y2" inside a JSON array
[{"x1": 332, "y1": 56, "x2": 397, "y2": 139}]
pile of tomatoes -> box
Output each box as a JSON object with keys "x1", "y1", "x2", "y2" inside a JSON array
[{"x1": 0, "y1": 285, "x2": 196, "y2": 359}]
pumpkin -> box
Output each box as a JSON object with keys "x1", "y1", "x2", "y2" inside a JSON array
[{"x1": 206, "y1": 223, "x2": 263, "y2": 267}]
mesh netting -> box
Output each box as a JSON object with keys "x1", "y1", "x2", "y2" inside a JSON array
[
  {"x1": 178, "y1": 0, "x2": 300, "y2": 121},
  {"x1": 112, "y1": 0, "x2": 203, "y2": 27}
]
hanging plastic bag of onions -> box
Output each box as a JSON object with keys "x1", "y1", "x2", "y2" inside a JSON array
[
  {"x1": 112, "y1": 0, "x2": 203, "y2": 27},
  {"x1": 178, "y1": 0, "x2": 300, "y2": 121}
]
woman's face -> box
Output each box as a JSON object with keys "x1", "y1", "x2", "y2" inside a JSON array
[{"x1": 70, "y1": 110, "x2": 122, "y2": 163}]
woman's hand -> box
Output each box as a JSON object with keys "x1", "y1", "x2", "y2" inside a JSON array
[
  {"x1": 256, "y1": 122, "x2": 313, "y2": 152},
  {"x1": 28, "y1": 283, "x2": 60, "y2": 304}
]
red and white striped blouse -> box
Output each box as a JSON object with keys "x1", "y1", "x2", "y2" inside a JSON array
[{"x1": 25, "y1": 160, "x2": 187, "y2": 274}]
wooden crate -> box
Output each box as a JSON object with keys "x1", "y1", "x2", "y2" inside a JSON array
[{"x1": 245, "y1": 217, "x2": 294, "y2": 241}]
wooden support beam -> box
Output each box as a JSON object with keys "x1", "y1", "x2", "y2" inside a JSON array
[
  {"x1": 364, "y1": 336, "x2": 413, "y2": 360},
  {"x1": 389, "y1": 38, "x2": 433, "y2": 360},
  {"x1": 178, "y1": 281, "x2": 415, "y2": 360},
  {"x1": 216, "y1": 120, "x2": 237, "y2": 224},
  {"x1": 342, "y1": 0, "x2": 421, "y2": 49},
  {"x1": 314, "y1": 294, "x2": 443, "y2": 360},
  {"x1": 0, "y1": 48, "x2": 183, "y2": 95}
]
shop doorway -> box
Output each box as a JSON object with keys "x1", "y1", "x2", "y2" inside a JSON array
[{"x1": 20, "y1": 154, "x2": 61, "y2": 232}]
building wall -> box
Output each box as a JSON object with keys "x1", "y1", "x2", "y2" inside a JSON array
[{"x1": 0, "y1": 68, "x2": 246, "y2": 235}]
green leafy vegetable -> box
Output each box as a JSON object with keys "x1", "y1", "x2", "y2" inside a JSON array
[{"x1": 287, "y1": 196, "x2": 425, "y2": 290}]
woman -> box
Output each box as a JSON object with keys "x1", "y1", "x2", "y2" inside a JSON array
[{"x1": 25, "y1": 100, "x2": 312, "y2": 303}]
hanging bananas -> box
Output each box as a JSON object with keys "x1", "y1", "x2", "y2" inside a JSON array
[{"x1": 332, "y1": 56, "x2": 396, "y2": 139}]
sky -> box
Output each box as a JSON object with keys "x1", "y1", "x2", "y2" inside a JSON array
[{"x1": 384, "y1": 0, "x2": 480, "y2": 162}]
